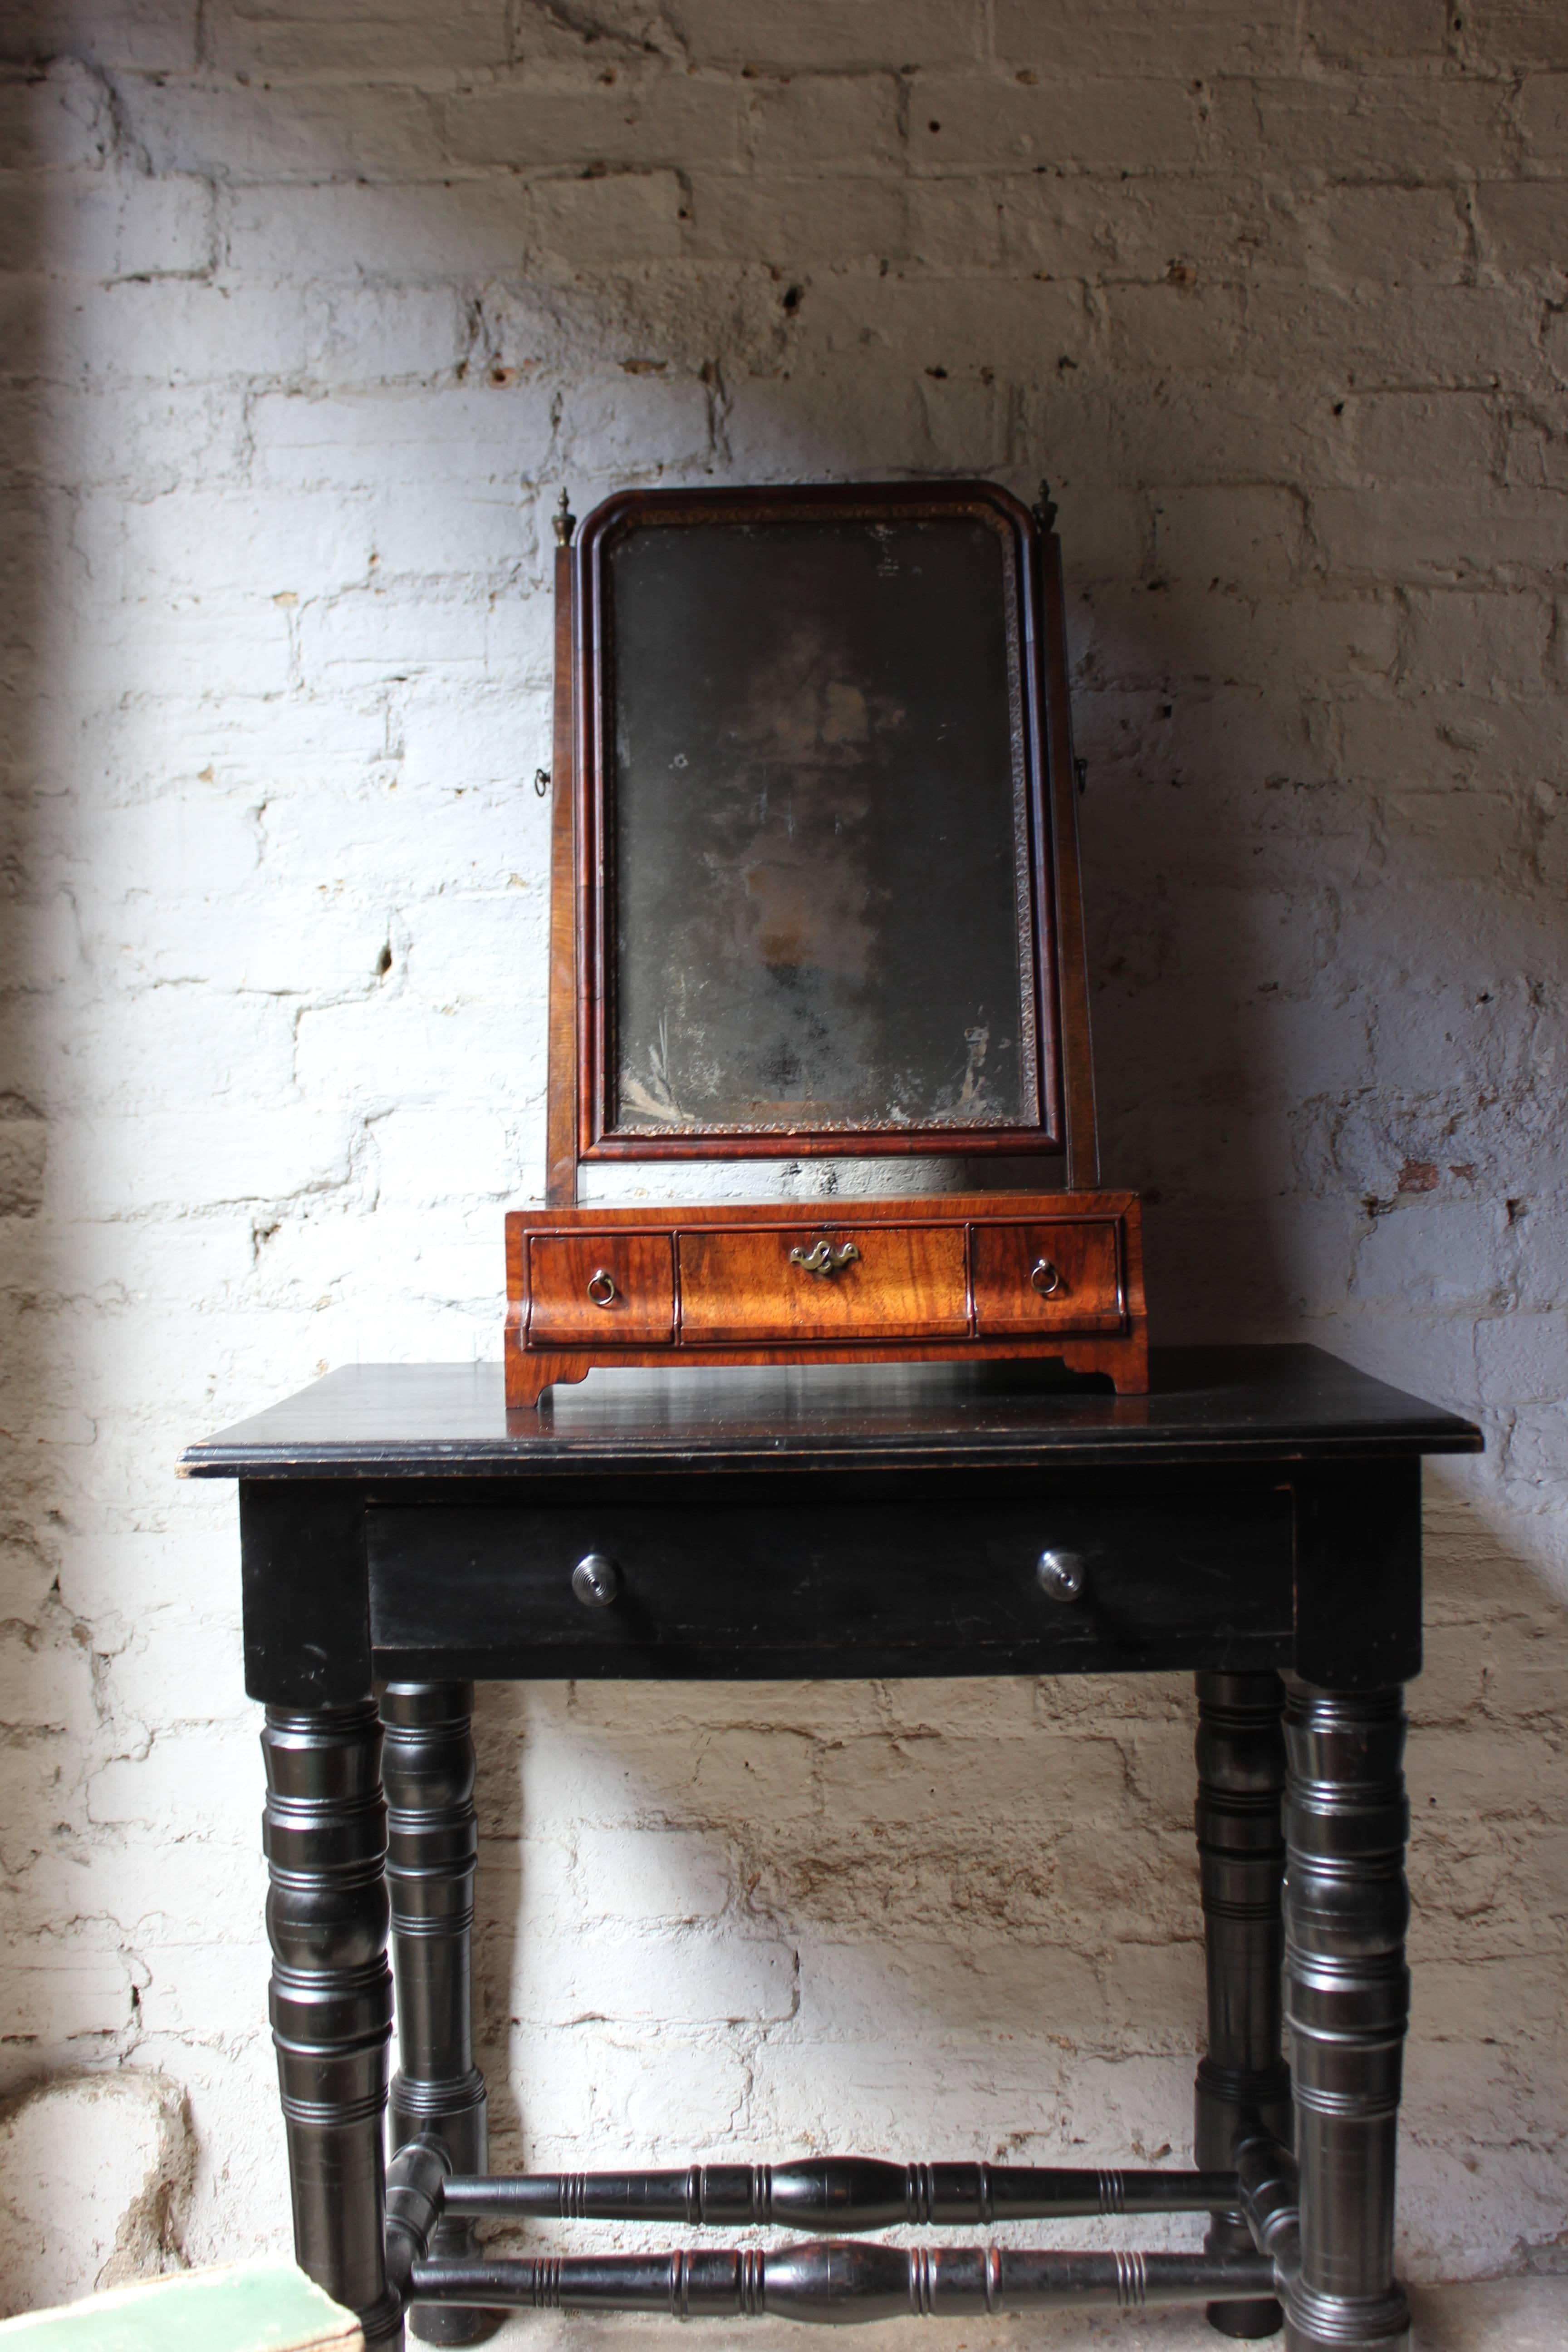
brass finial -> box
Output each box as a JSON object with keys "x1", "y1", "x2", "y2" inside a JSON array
[
  {"x1": 553, "y1": 487, "x2": 576, "y2": 545},
  {"x1": 1033, "y1": 478, "x2": 1058, "y2": 534}
]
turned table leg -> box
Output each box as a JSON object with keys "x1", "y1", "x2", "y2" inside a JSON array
[
  {"x1": 382, "y1": 1682, "x2": 498, "y2": 2347},
  {"x1": 1195, "y1": 1671, "x2": 1292, "y2": 2341},
  {"x1": 263, "y1": 1702, "x2": 400, "y2": 2349},
  {"x1": 1282, "y1": 1682, "x2": 1411, "y2": 2352}
]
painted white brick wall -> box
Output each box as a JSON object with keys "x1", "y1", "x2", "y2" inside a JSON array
[{"x1": 1, "y1": 0, "x2": 1565, "y2": 2318}]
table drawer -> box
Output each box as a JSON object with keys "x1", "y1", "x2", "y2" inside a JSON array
[
  {"x1": 972, "y1": 1219, "x2": 1124, "y2": 1338},
  {"x1": 528, "y1": 1233, "x2": 675, "y2": 1346},
  {"x1": 677, "y1": 1224, "x2": 968, "y2": 1346},
  {"x1": 368, "y1": 1490, "x2": 1294, "y2": 1681}
]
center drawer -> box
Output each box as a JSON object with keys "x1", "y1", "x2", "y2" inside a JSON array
[
  {"x1": 367, "y1": 1489, "x2": 1295, "y2": 1681},
  {"x1": 677, "y1": 1223, "x2": 969, "y2": 1345}
]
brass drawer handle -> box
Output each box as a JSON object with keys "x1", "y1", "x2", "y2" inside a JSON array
[
  {"x1": 1031, "y1": 1258, "x2": 1063, "y2": 1297},
  {"x1": 586, "y1": 1269, "x2": 617, "y2": 1307},
  {"x1": 789, "y1": 1239, "x2": 862, "y2": 1279}
]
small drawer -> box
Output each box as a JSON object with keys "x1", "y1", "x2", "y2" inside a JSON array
[
  {"x1": 971, "y1": 1218, "x2": 1124, "y2": 1337},
  {"x1": 679, "y1": 1224, "x2": 968, "y2": 1346},
  {"x1": 367, "y1": 1490, "x2": 1295, "y2": 1681},
  {"x1": 528, "y1": 1233, "x2": 675, "y2": 1347}
]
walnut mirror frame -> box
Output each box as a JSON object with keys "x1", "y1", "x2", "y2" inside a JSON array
[
  {"x1": 509, "y1": 476, "x2": 1147, "y2": 1410},
  {"x1": 547, "y1": 480, "x2": 1100, "y2": 1199}
]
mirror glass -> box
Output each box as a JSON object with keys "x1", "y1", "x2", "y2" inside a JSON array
[{"x1": 605, "y1": 512, "x2": 1037, "y2": 1137}]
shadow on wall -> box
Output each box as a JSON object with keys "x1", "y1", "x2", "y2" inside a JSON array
[
  {"x1": 0, "y1": 50, "x2": 206, "y2": 2311},
  {"x1": 1, "y1": 0, "x2": 1566, "y2": 2305},
  {"x1": 470, "y1": 1670, "x2": 1213, "y2": 2212}
]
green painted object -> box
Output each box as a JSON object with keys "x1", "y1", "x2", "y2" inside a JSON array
[{"x1": 0, "y1": 2262, "x2": 362, "y2": 2352}]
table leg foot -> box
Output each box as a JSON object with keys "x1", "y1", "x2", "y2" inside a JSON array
[
  {"x1": 263, "y1": 1702, "x2": 400, "y2": 2348},
  {"x1": 1194, "y1": 1671, "x2": 1290, "y2": 2341},
  {"x1": 383, "y1": 1681, "x2": 502, "y2": 2347},
  {"x1": 1281, "y1": 1681, "x2": 1411, "y2": 2352}
]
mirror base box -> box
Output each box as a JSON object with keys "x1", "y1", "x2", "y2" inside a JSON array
[{"x1": 504, "y1": 1192, "x2": 1147, "y2": 1408}]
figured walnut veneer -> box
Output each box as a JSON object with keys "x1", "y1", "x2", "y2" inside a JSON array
[{"x1": 504, "y1": 1192, "x2": 1147, "y2": 1407}]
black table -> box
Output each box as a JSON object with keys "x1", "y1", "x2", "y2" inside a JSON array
[{"x1": 182, "y1": 1346, "x2": 1480, "y2": 2352}]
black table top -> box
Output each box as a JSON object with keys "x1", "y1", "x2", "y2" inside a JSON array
[{"x1": 181, "y1": 1346, "x2": 1481, "y2": 1480}]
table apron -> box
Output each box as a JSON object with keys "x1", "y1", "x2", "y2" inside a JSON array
[{"x1": 366, "y1": 1489, "x2": 1295, "y2": 1681}]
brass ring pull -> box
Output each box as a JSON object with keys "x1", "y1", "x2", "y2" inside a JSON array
[
  {"x1": 1030, "y1": 1259, "x2": 1063, "y2": 1297},
  {"x1": 789, "y1": 1238, "x2": 862, "y2": 1279},
  {"x1": 586, "y1": 1269, "x2": 617, "y2": 1308}
]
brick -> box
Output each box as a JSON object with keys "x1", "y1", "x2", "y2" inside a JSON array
[
  {"x1": 1217, "y1": 77, "x2": 1511, "y2": 177},
  {"x1": 1305, "y1": 0, "x2": 1450, "y2": 58},
  {"x1": 125, "y1": 76, "x2": 444, "y2": 185},
  {"x1": 1505, "y1": 410, "x2": 1568, "y2": 490},
  {"x1": 1478, "y1": 1625, "x2": 1568, "y2": 1717},
  {"x1": 745, "y1": 73, "x2": 902, "y2": 173},
  {"x1": 3, "y1": 169, "x2": 215, "y2": 284},
  {"x1": 919, "y1": 370, "x2": 1007, "y2": 468},
  {"x1": 795, "y1": 1935, "x2": 1106, "y2": 2042},
  {"x1": 0, "y1": 4, "x2": 198, "y2": 72},
  {"x1": 223, "y1": 179, "x2": 533, "y2": 278},
  {"x1": 1248, "y1": 282, "x2": 1546, "y2": 393},
  {"x1": 441, "y1": 72, "x2": 744, "y2": 171},
  {"x1": 113, "y1": 173, "x2": 217, "y2": 280},
  {"x1": 1314, "y1": 485, "x2": 1566, "y2": 579},
  {"x1": 1104, "y1": 282, "x2": 1246, "y2": 374},
  {"x1": 0, "y1": 59, "x2": 111, "y2": 174},
  {"x1": 573, "y1": 1826, "x2": 733, "y2": 1923},
  {"x1": 88, "y1": 1727, "x2": 257, "y2": 1836},
  {"x1": 1302, "y1": 185, "x2": 1469, "y2": 284},
  {"x1": 57, "y1": 277, "x2": 313, "y2": 386},
  {"x1": 817, "y1": 1733, "x2": 1128, "y2": 1828},
  {"x1": 92, "y1": 597, "x2": 297, "y2": 702},
  {"x1": 1468, "y1": 0, "x2": 1568, "y2": 65},
  {"x1": 1351, "y1": 1200, "x2": 1506, "y2": 1311},
  {"x1": 1519, "y1": 71, "x2": 1568, "y2": 159},
  {"x1": 1346, "y1": 391, "x2": 1499, "y2": 487},
  {"x1": 1153, "y1": 486, "x2": 1306, "y2": 589},
  {"x1": 555, "y1": 369, "x2": 711, "y2": 472},
  {"x1": 1340, "y1": 693, "x2": 1565, "y2": 784},
  {"x1": 1475, "y1": 1306, "x2": 1568, "y2": 1403},
  {"x1": 1404, "y1": 589, "x2": 1553, "y2": 691},
  {"x1": 512, "y1": 2024, "x2": 753, "y2": 2155},
  {"x1": 666, "y1": 0, "x2": 985, "y2": 70},
  {"x1": 514, "y1": 1924, "x2": 795, "y2": 2026},
  {"x1": 995, "y1": 0, "x2": 1296, "y2": 76},
  {"x1": 306, "y1": 284, "x2": 470, "y2": 386},
  {"x1": 911, "y1": 73, "x2": 1203, "y2": 172},
  {"x1": 689, "y1": 1730, "x2": 820, "y2": 1820},
  {"x1": 295, "y1": 994, "x2": 542, "y2": 1106},
  {"x1": 804, "y1": 270, "x2": 1092, "y2": 375},
  {"x1": 724, "y1": 361, "x2": 929, "y2": 477},
  {"x1": 529, "y1": 167, "x2": 686, "y2": 261},
  {"x1": 688, "y1": 173, "x2": 906, "y2": 265},
  {"x1": 251, "y1": 382, "x2": 555, "y2": 493},
  {"x1": 1477, "y1": 177, "x2": 1568, "y2": 275},
  {"x1": 996, "y1": 170, "x2": 1278, "y2": 282},
  {"x1": 207, "y1": 0, "x2": 508, "y2": 74}
]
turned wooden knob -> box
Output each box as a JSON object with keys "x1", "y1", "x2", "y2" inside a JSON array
[
  {"x1": 1036, "y1": 1548, "x2": 1086, "y2": 1603},
  {"x1": 571, "y1": 1553, "x2": 621, "y2": 1607}
]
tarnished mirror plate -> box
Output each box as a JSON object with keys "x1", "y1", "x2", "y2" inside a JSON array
[{"x1": 603, "y1": 510, "x2": 1036, "y2": 1137}]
